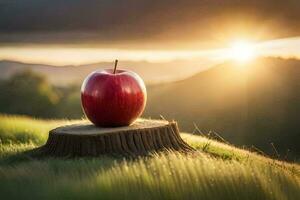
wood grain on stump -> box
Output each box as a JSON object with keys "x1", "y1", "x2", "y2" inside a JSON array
[{"x1": 38, "y1": 119, "x2": 194, "y2": 157}]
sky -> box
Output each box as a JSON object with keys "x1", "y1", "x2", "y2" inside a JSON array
[
  {"x1": 0, "y1": 0, "x2": 300, "y2": 65},
  {"x1": 1, "y1": 37, "x2": 300, "y2": 66}
]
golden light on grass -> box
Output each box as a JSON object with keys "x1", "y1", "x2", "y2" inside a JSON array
[{"x1": 227, "y1": 40, "x2": 256, "y2": 62}]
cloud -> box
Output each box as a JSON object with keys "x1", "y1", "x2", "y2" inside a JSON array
[{"x1": 0, "y1": 0, "x2": 299, "y2": 48}]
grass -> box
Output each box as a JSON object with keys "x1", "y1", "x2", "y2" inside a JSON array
[{"x1": 0, "y1": 114, "x2": 299, "y2": 200}]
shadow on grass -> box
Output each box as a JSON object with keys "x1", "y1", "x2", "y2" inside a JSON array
[
  {"x1": 0, "y1": 145, "x2": 124, "y2": 173},
  {"x1": 0, "y1": 141, "x2": 237, "y2": 173}
]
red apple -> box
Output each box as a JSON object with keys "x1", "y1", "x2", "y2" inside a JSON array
[{"x1": 81, "y1": 60, "x2": 147, "y2": 127}]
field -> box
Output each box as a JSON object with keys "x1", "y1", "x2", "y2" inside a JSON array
[{"x1": 0, "y1": 114, "x2": 299, "y2": 200}]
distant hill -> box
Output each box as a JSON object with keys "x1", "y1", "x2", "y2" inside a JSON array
[
  {"x1": 1, "y1": 57, "x2": 299, "y2": 159},
  {"x1": 144, "y1": 57, "x2": 300, "y2": 159},
  {"x1": 0, "y1": 59, "x2": 216, "y2": 86}
]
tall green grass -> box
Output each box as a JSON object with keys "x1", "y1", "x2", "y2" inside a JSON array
[
  {"x1": 0, "y1": 114, "x2": 299, "y2": 200},
  {"x1": 0, "y1": 114, "x2": 79, "y2": 145}
]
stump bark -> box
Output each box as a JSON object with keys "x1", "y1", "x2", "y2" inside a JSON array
[{"x1": 38, "y1": 119, "x2": 194, "y2": 157}]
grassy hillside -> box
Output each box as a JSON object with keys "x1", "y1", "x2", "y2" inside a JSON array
[
  {"x1": 1, "y1": 57, "x2": 299, "y2": 160},
  {"x1": 145, "y1": 57, "x2": 300, "y2": 160},
  {"x1": 0, "y1": 114, "x2": 299, "y2": 200}
]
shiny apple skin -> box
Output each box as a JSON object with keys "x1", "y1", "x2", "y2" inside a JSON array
[{"x1": 81, "y1": 69, "x2": 147, "y2": 127}]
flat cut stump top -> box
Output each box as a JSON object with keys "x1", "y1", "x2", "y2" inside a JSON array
[
  {"x1": 54, "y1": 119, "x2": 170, "y2": 135},
  {"x1": 37, "y1": 118, "x2": 194, "y2": 157}
]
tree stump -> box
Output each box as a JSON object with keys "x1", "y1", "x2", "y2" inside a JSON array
[{"x1": 37, "y1": 119, "x2": 194, "y2": 157}]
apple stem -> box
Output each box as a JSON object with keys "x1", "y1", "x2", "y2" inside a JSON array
[{"x1": 113, "y1": 59, "x2": 118, "y2": 74}]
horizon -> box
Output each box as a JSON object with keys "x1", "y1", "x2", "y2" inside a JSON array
[
  {"x1": 0, "y1": 1, "x2": 299, "y2": 198},
  {"x1": 1, "y1": 37, "x2": 300, "y2": 66},
  {"x1": 1, "y1": 1, "x2": 300, "y2": 67},
  {"x1": 0, "y1": 0, "x2": 299, "y2": 159}
]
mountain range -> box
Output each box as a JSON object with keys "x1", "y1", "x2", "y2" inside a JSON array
[
  {"x1": 0, "y1": 59, "x2": 216, "y2": 86},
  {"x1": 0, "y1": 57, "x2": 299, "y2": 159},
  {"x1": 144, "y1": 57, "x2": 300, "y2": 158}
]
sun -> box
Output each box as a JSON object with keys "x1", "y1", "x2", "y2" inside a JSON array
[{"x1": 228, "y1": 40, "x2": 256, "y2": 62}]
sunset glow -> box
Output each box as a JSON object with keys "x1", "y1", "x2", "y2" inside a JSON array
[
  {"x1": 227, "y1": 40, "x2": 256, "y2": 62},
  {"x1": 0, "y1": 37, "x2": 300, "y2": 65}
]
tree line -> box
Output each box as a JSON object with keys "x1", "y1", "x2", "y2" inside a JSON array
[{"x1": 0, "y1": 70, "x2": 83, "y2": 119}]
